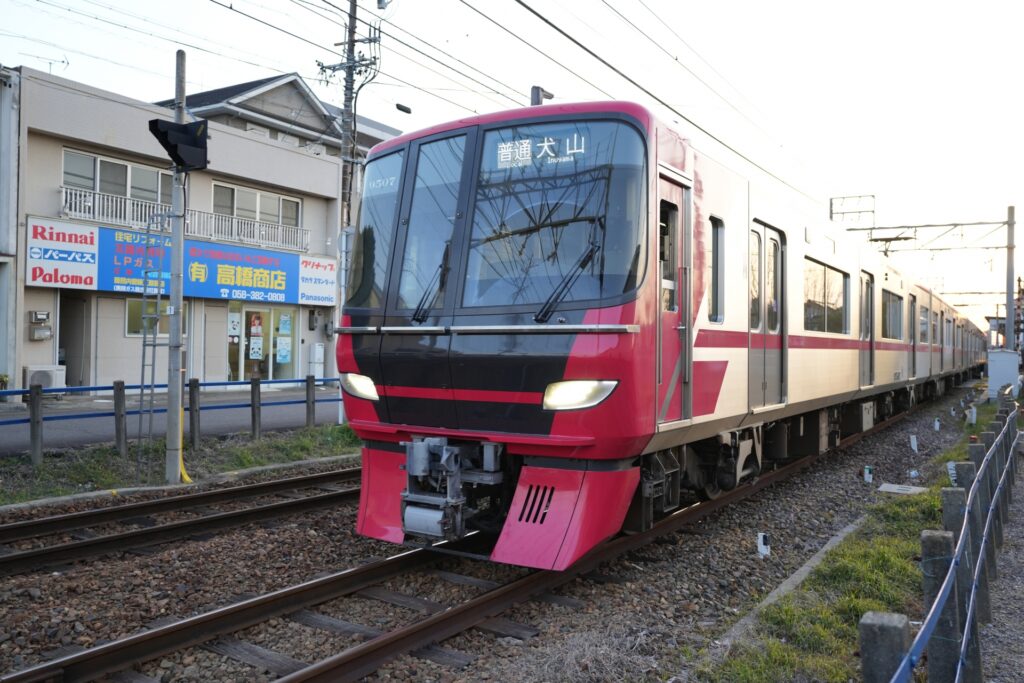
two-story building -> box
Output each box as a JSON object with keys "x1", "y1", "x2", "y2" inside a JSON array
[{"x1": 0, "y1": 66, "x2": 398, "y2": 390}]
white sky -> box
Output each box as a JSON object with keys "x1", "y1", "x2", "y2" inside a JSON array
[{"x1": 3, "y1": 0, "x2": 1023, "y2": 328}]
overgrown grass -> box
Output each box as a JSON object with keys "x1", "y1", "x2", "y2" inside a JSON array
[
  {"x1": 0, "y1": 424, "x2": 362, "y2": 506},
  {"x1": 700, "y1": 389, "x2": 991, "y2": 682}
]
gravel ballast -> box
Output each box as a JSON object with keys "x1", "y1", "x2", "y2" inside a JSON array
[{"x1": 0, "y1": 387, "x2": 981, "y2": 681}]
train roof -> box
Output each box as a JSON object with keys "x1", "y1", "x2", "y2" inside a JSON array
[{"x1": 369, "y1": 101, "x2": 656, "y2": 157}]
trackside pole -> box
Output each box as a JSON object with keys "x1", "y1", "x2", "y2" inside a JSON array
[
  {"x1": 858, "y1": 612, "x2": 911, "y2": 683},
  {"x1": 921, "y1": 530, "x2": 960, "y2": 683},
  {"x1": 165, "y1": 49, "x2": 186, "y2": 485},
  {"x1": 954, "y1": 461, "x2": 992, "y2": 624},
  {"x1": 942, "y1": 483, "x2": 984, "y2": 683}
]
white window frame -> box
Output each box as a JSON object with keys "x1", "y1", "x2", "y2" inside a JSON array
[
  {"x1": 211, "y1": 181, "x2": 302, "y2": 227},
  {"x1": 62, "y1": 148, "x2": 173, "y2": 203},
  {"x1": 125, "y1": 298, "x2": 190, "y2": 338}
]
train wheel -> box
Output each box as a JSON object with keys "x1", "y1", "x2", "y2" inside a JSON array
[{"x1": 698, "y1": 477, "x2": 722, "y2": 501}]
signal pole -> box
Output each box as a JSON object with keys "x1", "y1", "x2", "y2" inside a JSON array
[
  {"x1": 166, "y1": 50, "x2": 186, "y2": 484},
  {"x1": 1007, "y1": 205, "x2": 1015, "y2": 351}
]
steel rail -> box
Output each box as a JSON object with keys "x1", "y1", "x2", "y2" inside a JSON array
[
  {"x1": 279, "y1": 413, "x2": 898, "y2": 682},
  {"x1": 0, "y1": 468, "x2": 362, "y2": 543},
  {"x1": 0, "y1": 546, "x2": 457, "y2": 683},
  {"x1": 0, "y1": 486, "x2": 361, "y2": 576},
  {"x1": 0, "y1": 408, "x2": 912, "y2": 681}
]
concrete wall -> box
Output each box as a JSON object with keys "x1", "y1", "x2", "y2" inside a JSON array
[{"x1": 22, "y1": 287, "x2": 57, "y2": 367}]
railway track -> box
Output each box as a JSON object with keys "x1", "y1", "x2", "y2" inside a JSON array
[
  {"x1": 0, "y1": 468, "x2": 362, "y2": 576},
  {"x1": 0, "y1": 412, "x2": 908, "y2": 683}
]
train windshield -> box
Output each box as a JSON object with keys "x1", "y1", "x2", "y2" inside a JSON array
[{"x1": 462, "y1": 120, "x2": 646, "y2": 310}]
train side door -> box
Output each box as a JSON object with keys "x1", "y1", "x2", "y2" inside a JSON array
[
  {"x1": 656, "y1": 176, "x2": 691, "y2": 423},
  {"x1": 940, "y1": 312, "x2": 945, "y2": 371},
  {"x1": 908, "y1": 295, "x2": 917, "y2": 379},
  {"x1": 859, "y1": 272, "x2": 874, "y2": 387},
  {"x1": 748, "y1": 224, "x2": 785, "y2": 409}
]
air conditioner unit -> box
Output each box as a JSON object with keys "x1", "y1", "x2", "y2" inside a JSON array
[{"x1": 23, "y1": 365, "x2": 66, "y2": 392}]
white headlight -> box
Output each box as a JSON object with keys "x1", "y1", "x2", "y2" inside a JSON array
[
  {"x1": 340, "y1": 373, "x2": 379, "y2": 401},
  {"x1": 542, "y1": 380, "x2": 618, "y2": 411}
]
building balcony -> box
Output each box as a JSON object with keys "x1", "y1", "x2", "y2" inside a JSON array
[{"x1": 60, "y1": 186, "x2": 311, "y2": 252}]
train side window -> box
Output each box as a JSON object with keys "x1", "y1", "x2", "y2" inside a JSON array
[
  {"x1": 932, "y1": 312, "x2": 938, "y2": 343},
  {"x1": 660, "y1": 199, "x2": 678, "y2": 311},
  {"x1": 707, "y1": 217, "x2": 724, "y2": 322},
  {"x1": 881, "y1": 289, "x2": 904, "y2": 339},
  {"x1": 749, "y1": 231, "x2": 761, "y2": 330},
  {"x1": 919, "y1": 305, "x2": 929, "y2": 343},
  {"x1": 803, "y1": 258, "x2": 847, "y2": 333},
  {"x1": 766, "y1": 238, "x2": 780, "y2": 332}
]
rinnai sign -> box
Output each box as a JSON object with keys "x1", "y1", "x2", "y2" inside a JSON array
[
  {"x1": 27, "y1": 221, "x2": 99, "y2": 290},
  {"x1": 26, "y1": 217, "x2": 337, "y2": 305}
]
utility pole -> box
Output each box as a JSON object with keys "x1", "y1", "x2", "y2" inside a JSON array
[
  {"x1": 166, "y1": 50, "x2": 186, "y2": 484},
  {"x1": 340, "y1": 0, "x2": 358, "y2": 231},
  {"x1": 318, "y1": 0, "x2": 379, "y2": 232},
  {"x1": 1006, "y1": 205, "x2": 1015, "y2": 351}
]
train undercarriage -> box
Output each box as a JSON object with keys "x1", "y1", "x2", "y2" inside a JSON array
[{"x1": 390, "y1": 366, "x2": 981, "y2": 564}]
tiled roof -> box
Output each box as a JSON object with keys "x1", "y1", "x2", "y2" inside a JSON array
[{"x1": 153, "y1": 74, "x2": 288, "y2": 108}]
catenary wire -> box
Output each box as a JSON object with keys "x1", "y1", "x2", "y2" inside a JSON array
[
  {"x1": 286, "y1": 0, "x2": 518, "y2": 109},
  {"x1": 598, "y1": 0, "x2": 780, "y2": 143},
  {"x1": 456, "y1": 0, "x2": 615, "y2": 100},
  {"x1": 512, "y1": 0, "x2": 818, "y2": 202},
  {"x1": 326, "y1": 0, "x2": 529, "y2": 103}
]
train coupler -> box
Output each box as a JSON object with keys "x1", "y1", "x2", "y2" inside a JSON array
[{"x1": 400, "y1": 437, "x2": 504, "y2": 541}]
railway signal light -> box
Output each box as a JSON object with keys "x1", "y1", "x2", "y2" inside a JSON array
[{"x1": 148, "y1": 119, "x2": 208, "y2": 171}]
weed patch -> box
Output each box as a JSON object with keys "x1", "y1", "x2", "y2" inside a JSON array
[
  {"x1": 697, "y1": 390, "x2": 986, "y2": 682},
  {"x1": 0, "y1": 424, "x2": 362, "y2": 505}
]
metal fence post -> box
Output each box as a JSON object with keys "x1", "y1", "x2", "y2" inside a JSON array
[
  {"x1": 922, "y1": 530, "x2": 961, "y2": 683},
  {"x1": 113, "y1": 380, "x2": 127, "y2": 458},
  {"x1": 188, "y1": 378, "x2": 200, "y2": 450},
  {"x1": 305, "y1": 375, "x2": 315, "y2": 428},
  {"x1": 941, "y1": 486, "x2": 984, "y2": 682},
  {"x1": 994, "y1": 430, "x2": 1010, "y2": 524},
  {"x1": 250, "y1": 377, "x2": 261, "y2": 439},
  {"x1": 979, "y1": 431, "x2": 1004, "y2": 551},
  {"x1": 858, "y1": 612, "x2": 911, "y2": 683},
  {"x1": 968, "y1": 443, "x2": 998, "y2": 581},
  {"x1": 29, "y1": 384, "x2": 42, "y2": 467},
  {"x1": 955, "y1": 461, "x2": 992, "y2": 624}
]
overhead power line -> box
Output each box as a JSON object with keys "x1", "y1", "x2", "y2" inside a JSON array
[
  {"x1": 598, "y1": 0, "x2": 777, "y2": 142},
  {"x1": 32, "y1": 0, "x2": 291, "y2": 73},
  {"x1": 511, "y1": 0, "x2": 816, "y2": 201},
  {"x1": 206, "y1": 0, "x2": 479, "y2": 113},
  {"x1": 286, "y1": 0, "x2": 518, "y2": 109},
  {"x1": 457, "y1": 0, "x2": 615, "y2": 99},
  {"x1": 351, "y1": 1, "x2": 528, "y2": 101},
  {"x1": 307, "y1": 0, "x2": 525, "y2": 105}
]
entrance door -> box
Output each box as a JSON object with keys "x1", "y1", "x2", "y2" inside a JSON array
[
  {"x1": 909, "y1": 295, "x2": 917, "y2": 378},
  {"x1": 748, "y1": 224, "x2": 784, "y2": 409},
  {"x1": 656, "y1": 175, "x2": 691, "y2": 423},
  {"x1": 940, "y1": 312, "x2": 945, "y2": 371},
  {"x1": 242, "y1": 307, "x2": 270, "y2": 380},
  {"x1": 859, "y1": 272, "x2": 874, "y2": 387}
]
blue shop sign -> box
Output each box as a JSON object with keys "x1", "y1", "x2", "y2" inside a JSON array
[{"x1": 85, "y1": 226, "x2": 335, "y2": 305}]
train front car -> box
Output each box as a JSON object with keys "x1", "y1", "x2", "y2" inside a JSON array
[{"x1": 337, "y1": 103, "x2": 661, "y2": 570}]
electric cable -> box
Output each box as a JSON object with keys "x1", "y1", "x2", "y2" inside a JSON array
[{"x1": 512, "y1": 0, "x2": 818, "y2": 202}]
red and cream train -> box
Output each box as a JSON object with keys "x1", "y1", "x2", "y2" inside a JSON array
[{"x1": 335, "y1": 101, "x2": 985, "y2": 570}]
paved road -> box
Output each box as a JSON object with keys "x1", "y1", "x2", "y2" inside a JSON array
[{"x1": 0, "y1": 385, "x2": 344, "y2": 456}]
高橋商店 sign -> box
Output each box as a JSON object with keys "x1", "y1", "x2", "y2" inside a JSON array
[{"x1": 26, "y1": 217, "x2": 337, "y2": 305}]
